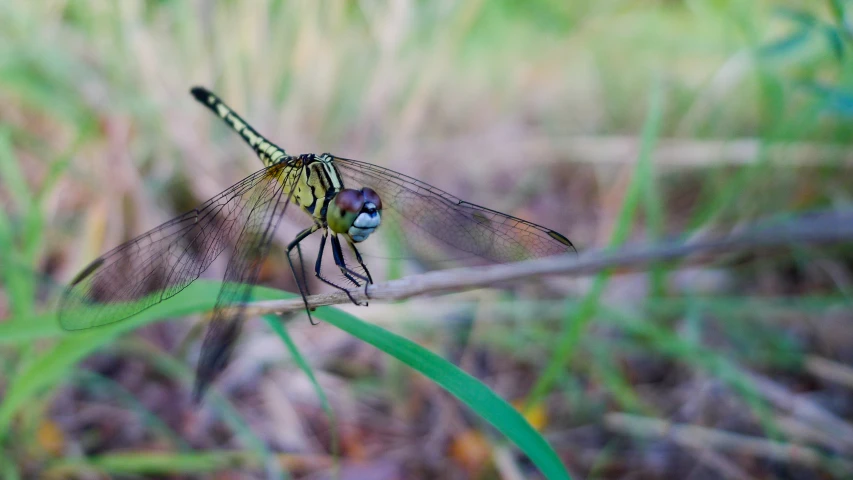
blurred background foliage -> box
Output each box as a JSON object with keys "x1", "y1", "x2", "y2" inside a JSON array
[{"x1": 2, "y1": 0, "x2": 853, "y2": 478}]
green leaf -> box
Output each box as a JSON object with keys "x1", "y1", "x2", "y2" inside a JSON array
[
  {"x1": 823, "y1": 25, "x2": 846, "y2": 60},
  {"x1": 0, "y1": 128, "x2": 32, "y2": 209},
  {"x1": 53, "y1": 451, "x2": 265, "y2": 476},
  {"x1": 315, "y1": 307, "x2": 571, "y2": 480},
  {"x1": 758, "y1": 29, "x2": 812, "y2": 58},
  {"x1": 529, "y1": 79, "x2": 664, "y2": 403}
]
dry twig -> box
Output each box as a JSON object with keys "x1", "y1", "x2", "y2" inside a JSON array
[
  {"x1": 805, "y1": 355, "x2": 853, "y2": 390},
  {"x1": 241, "y1": 211, "x2": 853, "y2": 317},
  {"x1": 605, "y1": 413, "x2": 853, "y2": 473}
]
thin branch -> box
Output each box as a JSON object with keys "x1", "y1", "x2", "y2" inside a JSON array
[
  {"x1": 741, "y1": 370, "x2": 853, "y2": 451},
  {"x1": 689, "y1": 448, "x2": 757, "y2": 480},
  {"x1": 605, "y1": 413, "x2": 853, "y2": 473},
  {"x1": 242, "y1": 211, "x2": 853, "y2": 317},
  {"x1": 805, "y1": 355, "x2": 853, "y2": 390}
]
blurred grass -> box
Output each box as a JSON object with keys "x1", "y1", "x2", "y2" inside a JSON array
[
  {"x1": 265, "y1": 313, "x2": 340, "y2": 476},
  {"x1": 2, "y1": 0, "x2": 853, "y2": 478}
]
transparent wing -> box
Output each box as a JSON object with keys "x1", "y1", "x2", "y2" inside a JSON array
[
  {"x1": 58, "y1": 163, "x2": 295, "y2": 330},
  {"x1": 330, "y1": 156, "x2": 575, "y2": 264},
  {"x1": 193, "y1": 163, "x2": 296, "y2": 401}
]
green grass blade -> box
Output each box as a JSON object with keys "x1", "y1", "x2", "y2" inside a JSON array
[
  {"x1": 51, "y1": 451, "x2": 268, "y2": 476},
  {"x1": 0, "y1": 128, "x2": 32, "y2": 208},
  {"x1": 0, "y1": 130, "x2": 37, "y2": 319},
  {"x1": 314, "y1": 307, "x2": 571, "y2": 480},
  {"x1": 529, "y1": 79, "x2": 665, "y2": 403}
]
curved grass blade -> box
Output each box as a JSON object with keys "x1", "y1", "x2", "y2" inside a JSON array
[{"x1": 315, "y1": 307, "x2": 572, "y2": 480}]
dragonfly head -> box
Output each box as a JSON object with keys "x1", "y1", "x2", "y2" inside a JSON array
[{"x1": 328, "y1": 187, "x2": 382, "y2": 243}]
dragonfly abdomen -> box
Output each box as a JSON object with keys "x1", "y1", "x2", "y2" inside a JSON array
[{"x1": 190, "y1": 87, "x2": 288, "y2": 167}]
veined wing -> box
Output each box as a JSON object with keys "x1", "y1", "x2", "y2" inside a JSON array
[
  {"x1": 193, "y1": 162, "x2": 296, "y2": 401},
  {"x1": 331, "y1": 156, "x2": 575, "y2": 263},
  {"x1": 58, "y1": 162, "x2": 295, "y2": 331}
]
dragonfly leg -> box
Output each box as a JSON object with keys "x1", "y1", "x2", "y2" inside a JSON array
[
  {"x1": 294, "y1": 243, "x2": 310, "y2": 295},
  {"x1": 345, "y1": 239, "x2": 373, "y2": 284},
  {"x1": 287, "y1": 225, "x2": 320, "y2": 325},
  {"x1": 314, "y1": 231, "x2": 364, "y2": 306},
  {"x1": 345, "y1": 238, "x2": 373, "y2": 300},
  {"x1": 330, "y1": 235, "x2": 370, "y2": 285}
]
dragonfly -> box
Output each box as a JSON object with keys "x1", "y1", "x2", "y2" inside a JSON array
[{"x1": 59, "y1": 87, "x2": 575, "y2": 402}]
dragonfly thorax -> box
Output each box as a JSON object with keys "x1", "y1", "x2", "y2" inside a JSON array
[{"x1": 327, "y1": 187, "x2": 382, "y2": 243}]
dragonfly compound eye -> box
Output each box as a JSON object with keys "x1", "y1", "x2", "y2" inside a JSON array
[
  {"x1": 362, "y1": 187, "x2": 382, "y2": 210},
  {"x1": 339, "y1": 188, "x2": 382, "y2": 243},
  {"x1": 329, "y1": 189, "x2": 369, "y2": 239},
  {"x1": 334, "y1": 189, "x2": 365, "y2": 213}
]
